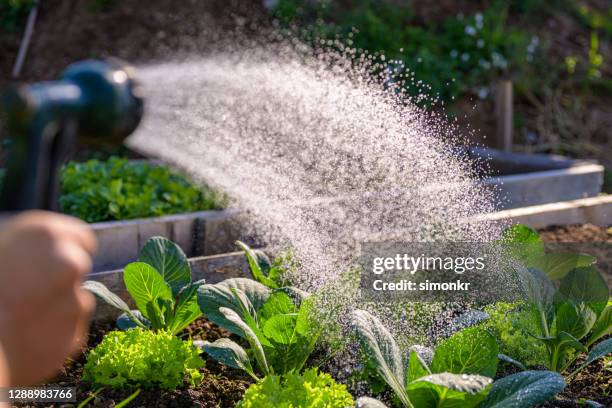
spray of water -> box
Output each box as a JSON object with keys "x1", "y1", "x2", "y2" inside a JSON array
[{"x1": 127, "y1": 39, "x2": 508, "y2": 387}]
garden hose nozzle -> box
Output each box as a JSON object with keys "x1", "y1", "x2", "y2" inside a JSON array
[{"x1": 0, "y1": 59, "x2": 144, "y2": 211}]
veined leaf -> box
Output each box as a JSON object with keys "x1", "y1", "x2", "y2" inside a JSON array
[
  {"x1": 529, "y1": 252, "x2": 595, "y2": 280},
  {"x1": 558, "y1": 267, "x2": 608, "y2": 315},
  {"x1": 258, "y1": 291, "x2": 297, "y2": 323},
  {"x1": 351, "y1": 310, "x2": 410, "y2": 407},
  {"x1": 123, "y1": 262, "x2": 173, "y2": 322},
  {"x1": 197, "y1": 278, "x2": 271, "y2": 336},
  {"x1": 219, "y1": 307, "x2": 270, "y2": 375},
  {"x1": 204, "y1": 338, "x2": 258, "y2": 380},
  {"x1": 139, "y1": 236, "x2": 191, "y2": 296},
  {"x1": 515, "y1": 267, "x2": 555, "y2": 314},
  {"x1": 480, "y1": 370, "x2": 564, "y2": 407},
  {"x1": 556, "y1": 302, "x2": 597, "y2": 341},
  {"x1": 407, "y1": 373, "x2": 492, "y2": 408},
  {"x1": 83, "y1": 280, "x2": 131, "y2": 313},
  {"x1": 263, "y1": 314, "x2": 299, "y2": 344},
  {"x1": 431, "y1": 327, "x2": 498, "y2": 378}
]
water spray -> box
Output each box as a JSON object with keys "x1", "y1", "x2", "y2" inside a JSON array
[{"x1": 0, "y1": 59, "x2": 144, "y2": 211}]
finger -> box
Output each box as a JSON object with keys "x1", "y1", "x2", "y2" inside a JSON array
[
  {"x1": 16, "y1": 211, "x2": 98, "y2": 255},
  {"x1": 46, "y1": 241, "x2": 94, "y2": 288}
]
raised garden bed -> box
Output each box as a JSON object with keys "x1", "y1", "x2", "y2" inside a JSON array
[{"x1": 468, "y1": 148, "x2": 604, "y2": 210}]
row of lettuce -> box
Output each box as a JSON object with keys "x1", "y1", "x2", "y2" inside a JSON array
[
  {"x1": 82, "y1": 224, "x2": 611, "y2": 407},
  {"x1": 0, "y1": 156, "x2": 222, "y2": 223}
]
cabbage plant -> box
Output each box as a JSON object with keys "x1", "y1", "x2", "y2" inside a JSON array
[
  {"x1": 351, "y1": 309, "x2": 565, "y2": 408},
  {"x1": 197, "y1": 278, "x2": 318, "y2": 380},
  {"x1": 505, "y1": 224, "x2": 612, "y2": 373},
  {"x1": 84, "y1": 236, "x2": 204, "y2": 335}
]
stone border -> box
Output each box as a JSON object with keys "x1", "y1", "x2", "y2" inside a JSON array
[
  {"x1": 91, "y1": 209, "x2": 243, "y2": 272},
  {"x1": 483, "y1": 163, "x2": 604, "y2": 210},
  {"x1": 89, "y1": 251, "x2": 250, "y2": 322},
  {"x1": 476, "y1": 195, "x2": 612, "y2": 228}
]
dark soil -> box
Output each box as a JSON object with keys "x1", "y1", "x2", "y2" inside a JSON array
[
  {"x1": 539, "y1": 224, "x2": 612, "y2": 244},
  {"x1": 539, "y1": 224, "x2": 612, "y2": 291},
  {"x1": 13, "y1": 318, "x2": 252, "y2": 408}
]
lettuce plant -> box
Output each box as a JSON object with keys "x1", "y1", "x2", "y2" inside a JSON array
[
  {"x1": 481, "y1": 302, "x2": 548, "y2": 367},
  {"x1": 84, "y1": 236, "x2": 203, "y2": 335},
  {"x1": 351, "y1": 309, "x2": 565, "y2": 408},
  {"x1": 83, "y1": 329, "x2": 204, "y2": 390},
  {"x1": 197, "y1": 278, "x2": 318, "y2": 380},
  {"x1": 236, "y1": 240, "x2": 296, "y2": 288},
  {"x1": 237, "y1": 368, "x2": 354, "y2": 408},
  {"x1": 59, "y1": 157, "x2": 220, "y2": 223},
  {"x1": 504, "y1": 224, "x2": 612, "y2": 373}
]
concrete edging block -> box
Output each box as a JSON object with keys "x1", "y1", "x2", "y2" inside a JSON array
[{"x1": 476, "y1": 195, "x2": 612, "y2": 228}]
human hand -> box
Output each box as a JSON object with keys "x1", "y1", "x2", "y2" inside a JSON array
[{"x1": 0, "y1": 211, "x2": 97, "y2": 386}]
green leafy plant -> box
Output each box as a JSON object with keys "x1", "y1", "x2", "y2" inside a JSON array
[
  {"x1": 481, "y1": 302, "x2": 548, "y2": 367},
  {"x1": 504, "y1": 224, "x2": 612, "y2": 373},
  {"x1": 351, "y1": 309, "x2": 564, "y2": 408},
  {"x1": 273, "y1": 0, "x2": 532, "y2": 105},
  {"x1": 59, "y1": 157, "x2": 220, "y2": 222},
  {"x1": 236, "y1": 241, "x2": 297, "y2": 288},
  {"x1": 237, "y1": 368, "x2": 354, "y2": 408},
  {"x1": 84, "y1": 236, "x2": 203, "y2": 335},
  {"x1": 197, "y1": 278, "x2": 318, "y2": 379},
  {"x1": 83, "y1": 329, "x2": 204, "y2": 390},
  {"x1": 502, "y1": 224, "x2": 596, "y2": 280}
]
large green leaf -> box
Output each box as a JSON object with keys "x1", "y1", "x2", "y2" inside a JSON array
[
  {"x1": 203, "y1": 338, "x2": 257, "y2": 380},
  {"x1": 219, "y1": 307, "x2": 270, "y2": 375},
  {"x1": 587, "y1": 306, "x2": 612, "y2": 347},
  {"x1": 407, "y1": 373, "x2": 492, "y2": 408},
  {"x1": 431, "y1": 327, "x2": 499, "y2": 378},
  {"x1": 516, "y1": 267, "x2": 555, "y2": 317},
  {"x1": 123, "y1": 262, "x2": 173, "y2": 322},
  {"x1": 556, "y1": 302, "x2": 597, "y2": 341},
  {"x1": 263, "y1": 314, "x2": 299, "y2": 344},
  {"x1": 197, "y1": 278, "x2": 271, "y2": 336},
  {"x1": 557, "y1": 267, "x2": 608, "y2": 315},
  {"x1": 139, "y1": 236, "x2": 191, "y2": 296},
  {"x1": 529, "y1": 253, "x2": 596, "y2": 280},
  {"x1": 479, "y1": 370, "x2": 564, "y2": 408},
  {"x1": 351, "y1": 310, "x2": 410, "y2": 406},
  {"x1": 83, "y1": 280, "x2": 131, "y2": 313},
  {"x1": 258, "y1": 291, "x2": 297, "y2": 323}
]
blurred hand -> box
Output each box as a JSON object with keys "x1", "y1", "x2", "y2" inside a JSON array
[{"x1": 0, "y1": 211, "x2": 97, "y2": 386}]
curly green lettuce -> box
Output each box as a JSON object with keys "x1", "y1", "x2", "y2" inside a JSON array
[
  {"x1": 83, "y1": 329, "x2": 204, "y2": 390},
  {"x1": 237, "y1": 368, "x2": 354, "y2": 408}
]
